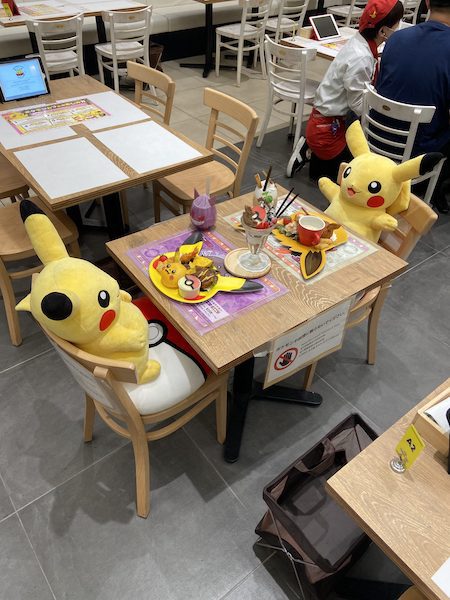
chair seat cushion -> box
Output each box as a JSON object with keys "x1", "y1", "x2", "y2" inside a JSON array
[
  {"x1": 266, "y1": 16, "x2": 296, "y2": 30},
  {"x1": 124, "y1": 297, "x2": 211, "y2": 415},
  {"x1": 216, "y1": 22, "x2": 261, "y2": 38},
  {"x1": 327, "y1": 5, "x2": 363, "y2": 16},
  {"x1": 158, "y1": 161, "x2": 235, "y2": 202},
  {"x1": 274, "y1": 79, "x2": 318, "y2": 102},
  {"x1": 95, "y1": 41, "x2": 144, "y2": 59},
  {"x1": 46, "y1": 50, "x2": 78, "y2": 65}
]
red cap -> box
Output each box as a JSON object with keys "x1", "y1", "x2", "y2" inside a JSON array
[{"x1": 359, "y1": 0, "x2": 397, "y2": 32}]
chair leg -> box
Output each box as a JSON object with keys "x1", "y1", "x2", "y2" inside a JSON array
[
  {"x1": 367, "y1": 283, "x2": 390, "y2": 365},
  {"x1": 259, "y1": 36, "x2": 267, "y2": 79},
  {"x1": 96, "y1": 54, "x2": 105, "y2": 84},
  {"x1": 215, "y1": 33, "x2": 221, "y2": 77},
  {"x1": 256, "y1": 91, "x2": 273, "y2": 147},
  {"x1": 215, "y1": 376, "x2": 228, "y2": 444},
  {"x1": 237, "y1": 39, "x2": 244, "y2": 86},
  {"x1": 0, "y1": 260, "x2": 22, "y2": 346},
  {"x1": 303, "y1": 361, "x2": 317, "y2": 391},
  {"x1": 153, "y1": 181, "x2": 162, "y2": 223},
  {"x1": 84, "y1": 395, "x2": 96, "y2": 442},
  {"x1": 129, "y1": 425, "x2": 150, "y2": 518}
]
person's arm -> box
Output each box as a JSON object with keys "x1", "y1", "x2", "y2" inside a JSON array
[{"x1": 343, "y1": 56, "x2": 375, "y2": 116}]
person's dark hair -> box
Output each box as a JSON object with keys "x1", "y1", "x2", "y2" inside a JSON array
[
  {"x1": 360, "y1": 0, "x2": 404, "y2": 39},
  {"x1": 430, "y1": 0, "x2": 450, "y2": 10}
]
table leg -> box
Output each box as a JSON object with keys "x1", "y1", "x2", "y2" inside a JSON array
[
  {"x1": 28, "y1": 31, "x2": 38, "y2": 54},
  {"x1": 224, "y1": 359, "x2": 323, "y2": 463},
  {"x1": 180, "y1": 4, "x2": 214, "y2": 77},
  {"x1": 95, "y1": 15, "x2": 113, "y2": 88},
  {"x1": 224, "y1": 357, "x2": 255, "y2": 463},
  {"x1": 103, "y1": 192, "x2": 125, "y2": 240}
]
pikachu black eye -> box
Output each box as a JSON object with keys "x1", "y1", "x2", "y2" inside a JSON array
[
  {"x1": 343, "y1": 166, "x2": 351, "y2": 178},
  {"x1": 98, "y1": 290, "x2": 110, "y2": 307},
  {"x1": 368, "y1": 181, "x2": 381, "y2": 193}
]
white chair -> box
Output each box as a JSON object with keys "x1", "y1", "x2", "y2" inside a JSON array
[
  {"x1": 95, "y1": 6, "x2": 152, "y2": 93},
  {"x1": 265, "y1": 0, "x2": 310, "y2": 42},
  {"x1": 327, "y1": 0, "x2": 366, "y2": 27},
  {"x1": 27, "y1": 14, "x2": 85, "y2": 79},
  {"x1": 402, "y1": 0, "x2": 427, "y2": 23},
  {"x1": 361, "y1": 83, "x2": 446, "y2": 204},
  {"x1": 215, "y1": 0, "x2": 272, "y2": 87},
  {"x1": 257, "y1": 36, "x2": 317, "y2": 150}
]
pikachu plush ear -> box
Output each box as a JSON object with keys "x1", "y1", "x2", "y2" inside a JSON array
[
  {"x1": 392, "y1": 153, "x2": 443, "y2": 184},
  {"x1": 20, "y1": 200, "x2": 68, "y2": 266},
  {"x1": 346, "y1": 119, "x2": 370, "y2": 158}
]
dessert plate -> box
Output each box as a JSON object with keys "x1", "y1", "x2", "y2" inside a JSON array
[{"x1": 149, "y1": 234, "x2": 263, "y2": 304}]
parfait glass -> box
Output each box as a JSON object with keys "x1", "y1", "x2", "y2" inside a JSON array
[{"x1": 238, "y1": 222, "x2": 276, "y2": 273}]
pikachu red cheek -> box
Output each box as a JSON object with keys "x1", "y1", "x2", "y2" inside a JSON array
[
  {"x1": 99, "y1": 309, "x2": 116, "y2": 331},
  {"x1": 367, "y1": 196, "x2": 385, "y2": 208}
]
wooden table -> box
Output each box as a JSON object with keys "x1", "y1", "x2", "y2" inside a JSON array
[
  {"x1": 282, "y1": 27, "x2": 357, "y2": 61},
  {"x1": 106, "y1": 188, "x2": 407, "y2": 461},
  {"x1": 327, "y1": 379, "x2": 450, "y2": 600},
  {"x1": 0, "y1": 75, "x2": 212, "y2": 238}
]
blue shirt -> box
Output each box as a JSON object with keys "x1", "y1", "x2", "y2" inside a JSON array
[{"x1": 376, "y1": 21, "x2": 450, "y2": 155}]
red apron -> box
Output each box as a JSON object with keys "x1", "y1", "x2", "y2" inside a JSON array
[{"x1": 306, "y1": 108, "x2": 347, "y2": 161}]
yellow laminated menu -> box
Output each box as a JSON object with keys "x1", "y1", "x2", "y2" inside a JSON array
[{"x1": 395, "y1": 424, "x2": 425, "y2": 469}]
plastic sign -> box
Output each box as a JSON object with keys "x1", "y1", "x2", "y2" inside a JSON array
[{"x1": 395, "y1": 424, "x2": 425, "y2": 470}]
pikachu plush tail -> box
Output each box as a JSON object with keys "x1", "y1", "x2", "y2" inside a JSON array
[{"x1": 20, "y1": 200, "x2": 68, "y2": 265}]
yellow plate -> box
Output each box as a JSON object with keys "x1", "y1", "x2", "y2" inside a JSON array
[{"x1": 273, "y1": 212, "x2": 348, "y2": 253}]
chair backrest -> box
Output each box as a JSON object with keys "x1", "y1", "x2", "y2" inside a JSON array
[
  {"x1": 239, "y1": 0, "x2": 272, "y2": 35},
  {"x1": 203, "y1": 87, "x2": 259, "y2": 197},
  {"x1": 338, "y1": 162, "x2": 438, "y2": 259},
  {"x1": 265, "y1": 36, "x2": 316, "y2": 101},
  {"x1": 29, "y1": 14, "x2": 85, "y2": 78},
  {"x1": 402, "y1": 0, "x2": 422, "y2": 23},
  {"x1": 274, "y1": 0, "x2": 309, "y2": 40},
  {"x1": 103, "y1": 7, "x2": 152, "y2": 64},
  {"x1": 43, "y1": 326, "x2": 139, "y2": 416},
  {"x1": 361, "y1": 83, "x2": 445, "y2": 203},
  {"x1": 127, "y1": 61, "x2": 175, "y2": 125}
]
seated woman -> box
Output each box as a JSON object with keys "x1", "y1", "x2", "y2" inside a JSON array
[{"x1": 305, "y1": 0, "x2": 404, "y2": 181}]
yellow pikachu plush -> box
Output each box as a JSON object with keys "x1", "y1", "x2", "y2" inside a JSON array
[
  {"x1": 16, "y1": 200, "x2": 160, "y2": 384},
  {"x1": 320, "y1": 120, "x2": 442, "y2": 242}
]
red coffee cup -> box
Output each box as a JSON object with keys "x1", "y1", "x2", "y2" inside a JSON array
[{"x1": 297, "y1": 215, "x2": 325, "y2": 246}]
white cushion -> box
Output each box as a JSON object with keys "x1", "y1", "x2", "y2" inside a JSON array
[
  {"x1": 95, "y1": 41, "x2": 144, "y2": 58},
  {"x1": 265, "y1": 16, "x2": 296, "y2": 31},
  {"x1": 46, "y1": 50, "x2": 78, "y2": 64},
  {"x1": 124, "y1": 345, "x2": 206, "y2": 415},
  {"x1": 216, "y1": 22, "x2": 261, "y2": 38}
]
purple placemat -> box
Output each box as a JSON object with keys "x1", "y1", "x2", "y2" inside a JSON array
[{"x1": 127, "y1": 229, "x2": 288, "y2": 335}]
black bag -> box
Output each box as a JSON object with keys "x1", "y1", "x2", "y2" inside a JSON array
[{"x1": 255, "y1": 414, "x2": 378, "y2": 598}]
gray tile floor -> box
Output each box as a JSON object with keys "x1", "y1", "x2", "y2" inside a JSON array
[{"x1": 1, "y1": 126, "x2": 449, "y2": 600}]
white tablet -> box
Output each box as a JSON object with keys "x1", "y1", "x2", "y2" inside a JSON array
[{"x1": 309, "y1": 14, "x2": 341, "y2": 41}]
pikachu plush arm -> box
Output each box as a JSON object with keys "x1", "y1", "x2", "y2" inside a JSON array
[
  {"x1": 372, "y1": 213, "x2": 398, "y2": 232},
  {"x1": 318, "y1": 178, "x2": 340, "y2": 205},
  {"x1": 94, "y1": 323, "x2": 147, "y2": 353}
]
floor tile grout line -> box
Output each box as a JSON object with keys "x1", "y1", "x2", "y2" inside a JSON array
[
  {"x1": 182, "y1": 427, "x2": 248, "y2": 510},
  {"x1": 218, "y1": 550, "x2": 277, "y2": 600},
  {"x1": 0, "y1": 347, "x2": 53, "y2": 375},
  {"x1": 16, "y1": 512, "x2": 58, "y2": 600},
  {"x1": 15, "y1": 441, "x2": 128, "y2": 515}
]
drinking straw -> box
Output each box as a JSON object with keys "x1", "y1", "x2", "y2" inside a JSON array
[
  {"x1": 255, "y1": 173, "x2": 262, "y2": 188},
  {"x1": 275, "y1": 187, "x2": 294, "y2": 217},
  {"x1": 263, "y1": 166, "x2": 273, "y2": 191},
  {"x1": 277, "y1": 193, "x2": 300, "y2": 218}
]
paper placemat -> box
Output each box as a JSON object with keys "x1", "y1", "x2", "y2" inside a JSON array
[{"x1": 127, "y1": 229, "x2": 288, "y2": 335}]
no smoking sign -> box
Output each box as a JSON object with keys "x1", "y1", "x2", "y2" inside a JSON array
[{"x1": 274, "y1": 347, "x2": 299, "y2": 370}]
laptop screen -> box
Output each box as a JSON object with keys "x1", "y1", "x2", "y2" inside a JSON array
[
  {"x1": 309, "y1": 14, "x2": 341, "y2": 40},
  {"x1": 0, "y1": 57, "x2": 49, "y2": 102}
]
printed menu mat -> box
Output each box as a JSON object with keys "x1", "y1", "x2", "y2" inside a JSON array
[
  {"x1": 223, "y1": 198, "x2": 377, "y2": 284},
  {"x1": 127, "y1": 229, "x2": 288, "y2": 335},
  {"x1": 3, "y1": 98, "x2": 108, "y2": 135}
]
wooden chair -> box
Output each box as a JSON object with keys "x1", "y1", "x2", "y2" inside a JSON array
[
  {"x1": 257, "y1": 36, "x2": 317, "y2": 150},
  {"x1": 27, "y1": 14, "x2": 85, "y2": 79},
  {"x1": 302, "y1": 163, "x2": 437, "y2": 389},
  {"x1": 127, "y1": 61, "x2": 175, "y2": 126},
  {"x1": 42, "y1": 326, "x2": 228, "y2": 518},
  {"x1": 215, "y1": 0, "x2": 271, "y2": 86},
  {"x1": 361, "y1": 84, "x2": 445, "y2": 205},
  {"x1": 398, "y1": 587, "x2": 428, "y2": 600},
  {"x1": 95, "y1": 7, "x2": 153, "y2": 93},
  {"x1": 265, "y1": 0, "x2": 310, "y2": 42},
  {"x1": 0, "y1": 154, "x2": 29, "y2": 203},
  {"x1": 153, "y1": 87, "x2": 259, "y2": 222},
  {"x1": 0, "y1": 196, "x2": 79, "y2": 346}
]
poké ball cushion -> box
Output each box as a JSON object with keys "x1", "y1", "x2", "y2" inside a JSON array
[{"x1": 127, "y1": 297, "x2": 211, "y2": 415}]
